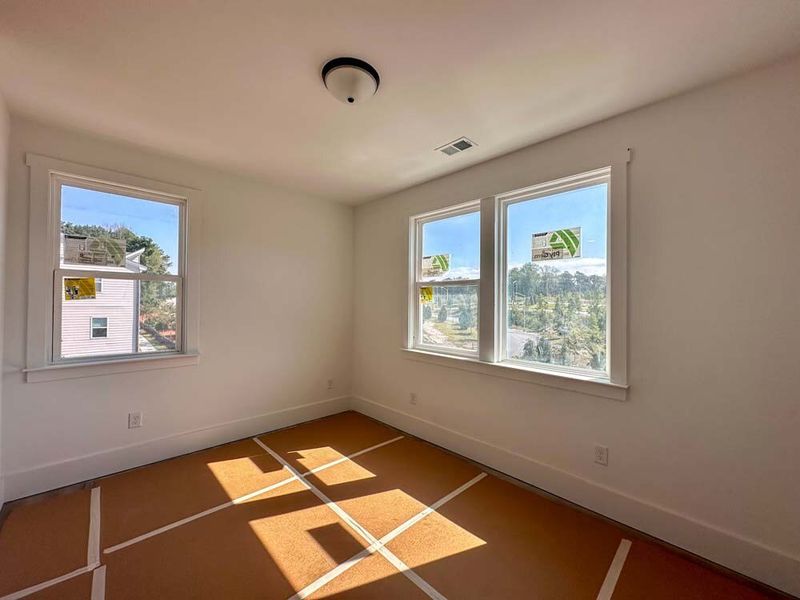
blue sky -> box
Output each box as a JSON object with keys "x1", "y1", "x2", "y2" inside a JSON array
[
  {"x1": 422, "y1": 183, "x2": 607, "y2": 277},
  {"x1": 61, "y1": 185, "x2": 180, "y2": 274}
]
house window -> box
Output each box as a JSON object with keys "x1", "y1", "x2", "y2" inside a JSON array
[
  {"x1": 409, "y1": 166, "x2": 626, "y2": 389},
  {"x1": 501, "y1": 170, "x2": 609, "y2": 376},
  {"x1": 412, "y1": 205, "x2": 480, "y2": 357},
  {"x1": 24, "y1": 154, "x2": 201, "y2": 381},
  {"x1": 91, "y1": 317, "x2": 108, "y2": 338},
  {"x1": 54, "y1": 179, "x2": 183, "y2": 360}
]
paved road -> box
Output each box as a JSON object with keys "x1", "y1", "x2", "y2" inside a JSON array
[
  {"x1": 506, "y1": 328, "x2": 539, "y2": 359},
  {"x1": 138, "y1": 334, "x2": 157, "y2": 352}
]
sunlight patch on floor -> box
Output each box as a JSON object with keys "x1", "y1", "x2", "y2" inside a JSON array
[
  {"x1": 288, "y1": 447, "x2": 352, "y2": 471},
  {"x1": 310, "y1": 458, "x2": 377, "y2": 487},
  {"x1": 247, "y1": 496, "x2": 366, "y2": 589},
  {"x1": 206, "y1": 455, "x2": 285, "y2": 500}
]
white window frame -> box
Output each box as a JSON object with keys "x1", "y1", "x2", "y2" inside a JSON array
[
  {"x1": 406, "y1": 155, "x2": 629, "y2": 401},
  {"x1": 24, "y1": 154, "x2": 202, "y2": 382},
  {"x1": 497, "y1": 167, "x2": 612, "y2": 380},
  {"x1": 90, "y1": 316, "x2": 109, "y2": 339},
  {"x1": 410, "y1": 201, "x2": 481, "y2": 359},
  {"x1": 95, "y1": 278, "x2": 103, "y2": 293}
]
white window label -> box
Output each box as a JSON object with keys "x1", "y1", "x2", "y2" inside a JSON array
[
  {"x1": 63, "y1": 234, "x2": 127, "y2": 267},
  {"x1": 421, "y1": 254, "x2": 451, "y2": 277},
  {"x1": 532, "y1": 227, "x2": 581, "y2": 261}
]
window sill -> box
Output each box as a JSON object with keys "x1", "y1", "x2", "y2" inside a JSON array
[
  {"x1": 23, "y1": 353, "x2": 200, "y2": 383},
  {"x1": 402, "y1": 348, "x2": 627, "y2": 401}
]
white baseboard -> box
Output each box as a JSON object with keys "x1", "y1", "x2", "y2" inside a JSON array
[
  {"x1": 350, "y1": 395, "x2": 800, "y2": 598},
  {"x1": 4, "y1": 396, "x2": 350, "y2": 502}
]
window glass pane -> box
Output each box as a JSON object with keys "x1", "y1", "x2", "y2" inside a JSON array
[
  {"x1": 139, "y1": 281, "x2": 178, "y2": 353},
  {"x1": 420, "y1": 285, "x2": 478, "y2": 352},
  {"x1": 506, "y1": 183, "x2": 608, "y2": 372},
  {"x1": 60, "y1": 277, "x2": 177, "y2": 358},
  {"x1": 60, "y1": 185, "x2": 180, "y2": 275},
  {"x1": 421, "y1": 211, "x2": 479, "y2": 281}
]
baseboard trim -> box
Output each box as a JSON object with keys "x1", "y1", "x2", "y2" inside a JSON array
[
  {"x1": 4, "y1": 396, "x2": 351, "y2": 502},
  {"x1": 350, "y1": 395, "x2": 800, "y2": 597}
]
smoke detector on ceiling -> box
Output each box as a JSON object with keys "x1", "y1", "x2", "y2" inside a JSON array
[
  {"x1": 321, "y1": 57, "x2": 380, "y2": 105},
  {"x1": 436, "y1": 137, "x2": 477, "y2": 156}
]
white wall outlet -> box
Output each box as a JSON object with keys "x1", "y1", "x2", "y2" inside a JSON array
[
  {"x1": 594, "y1": 444, "x2": 609, "y2": 466},
  {"x1": 409, "y1": 392, "x2": 418, "y2": 405},
  {"x1": 327, "y1": 379, "x2": 334, "y2": 390},
  {"x1": 128, "y1": 412, "x2": 143, "y2": 429}
]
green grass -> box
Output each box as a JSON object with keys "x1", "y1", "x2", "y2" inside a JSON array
[{"x1": 431, "y1": 321, "x2": 477, "y2": 348}]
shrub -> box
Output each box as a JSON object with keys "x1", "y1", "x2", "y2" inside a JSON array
[{"x1": 437, "y1": 305, "x2": 448, "y2": 322}]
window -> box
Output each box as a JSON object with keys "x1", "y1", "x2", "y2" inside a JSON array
[
  {"x1": 24, "y1": 154, "x2": 201, "y2": 381},
  {"x1": 54, "y1": 179, "x2": 183, "y2": 361},
  {"x1": 409, "y1": 165, "x2": 627, "y2": 392},
  {"x1": 501, "y1": 171, "x2": 609, "y2": 376},
  {"x1": 91, "y1": 317, "x2": 108, "y2": 338},
  {"x1": 413, "y1": 205, "x2": 480, "y2": 356}
]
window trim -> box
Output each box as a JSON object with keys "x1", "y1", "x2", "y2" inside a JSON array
[
  {"x1": 24, "y1": 153, "x2": 202, "y2": 382},
  {"x1": 409, "y1": 200, "x2": 481, "y2": 359},
  {"x1": 406, "y1": 152, "x2": 629, "y2": 398},
  {"x1": 90, "y1": 316, "x2": 109, "y2": 339}
]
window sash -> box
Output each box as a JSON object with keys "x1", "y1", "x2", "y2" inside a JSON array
[
  {"x1": 53, "y1": 270, "x2": 183, "y2": 362},
  {"x1": 413, "y1": 202, "x2": 480, "y2": 285},
  {"x1": 53, "y1": 173, "x2": 186, "y2": 278},
  {"x1": 497, "y1": 169, "x2": 611, "y2": 377},
  {"x1": 412, "y1": 202, "x2": 481, "y2": 357}
]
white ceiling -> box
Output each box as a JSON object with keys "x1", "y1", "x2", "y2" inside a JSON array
[{"x1": 1, "y1": 1, "x2": 799, "y2": 204}]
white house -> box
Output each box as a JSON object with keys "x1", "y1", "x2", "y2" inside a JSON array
[{"x1": 60, "y1": 235, "x2": 145, "y2": 359}]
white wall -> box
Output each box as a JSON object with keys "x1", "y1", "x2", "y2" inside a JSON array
[
  {"x1": 352, "y1": 55, "x2": 800, "y2": 595},
  {"x1": 1, "y1": 116, "x2": 354, "y2": 501},
  {"x1": 0, "y1": 93, "x2": 9, "y2": 509}
]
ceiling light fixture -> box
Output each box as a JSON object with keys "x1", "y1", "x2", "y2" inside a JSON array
[{"x1": 321, "y1": 57, "x2": 380, "y2": 105}]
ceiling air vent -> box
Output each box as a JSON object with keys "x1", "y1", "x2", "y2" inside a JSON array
[{"x1": 436, "y1": 137, "x2": 476, "y2": 156}]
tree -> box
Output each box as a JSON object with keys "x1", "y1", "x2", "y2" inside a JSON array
[
  {"x1": 522, "y1": 337, "x2": 552, "y2": 362},
  {"x1": 558, "y1": 271, "x2": 575, "y2": 294},
  {"x1": 437, "y1": 305, "x2": 448, "y2": 322},
  {"x1": 61, "y1": 222, "x2": 172, "y2": 274},
  {"x1": 458, "y1": 305, "x2": 474, "y2": 330}
]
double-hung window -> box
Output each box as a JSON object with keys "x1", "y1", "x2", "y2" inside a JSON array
[
  {"x1": 24, "y1": 154, "x2": 201, "y2": 382},
  {"x1": 91, "y1": 317, "x2": 109, "y2": 339},
  {"x1": 54, "y1": 177, "x2": 184, "y2": 361},
  {"x1": 409, "y1": 164, "x2": 628, "y2": 396},
  {"x1": 412, "y1": 204, "x2": 480, "y2": 357}
]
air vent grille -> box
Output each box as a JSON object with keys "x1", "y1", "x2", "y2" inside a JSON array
[{"x1": 436, "y1": 137, "x2": 476, "y2": 156}]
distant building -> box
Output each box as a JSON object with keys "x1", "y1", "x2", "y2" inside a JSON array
[{"x1": 61, "y1": 234, "x2": 146, "y2": 359}]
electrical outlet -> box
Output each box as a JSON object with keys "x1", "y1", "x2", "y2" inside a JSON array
[
  {"x1": 409, "y1": 393, "x2": 418, "y2": 405},
  {"x1": 128, "y1": 412, "x2": 143, "y2": 429},
  {"x1": 327, "y1": 379, "x2": 334, "y2": 390},
  {"x1": 594, "y1": 444, "x2": 609, "y2": 466}
]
